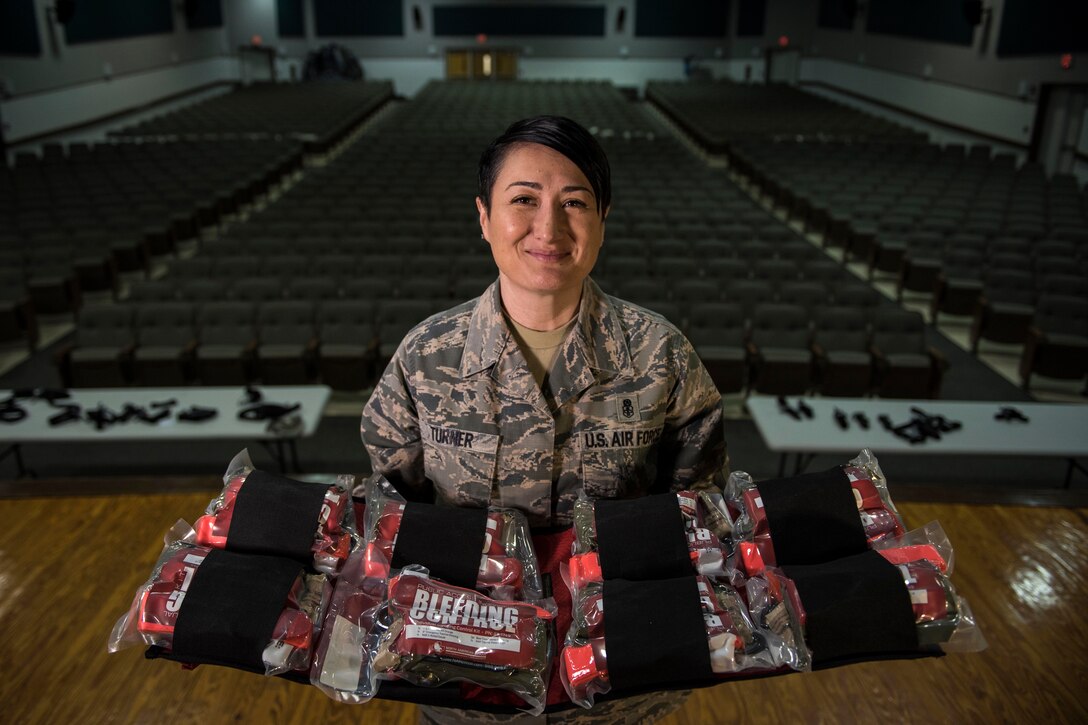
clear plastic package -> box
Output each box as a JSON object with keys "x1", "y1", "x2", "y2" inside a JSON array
[
  {"x1": 873, "y1": 523, "x2": 985, "y2": 652},
  {"x1": 378, "y1": 569, "x2": 553, "y2": 712},
  {"x1": 363, "y1": 475, "x2": 544, "y2": 602},
  {"x1": 727, "y1": 448, "x2": 906, "y2": 575},
  {"x1": 570, "y1": 490, "x2": 735, "y2": 580},
  {"x1": 872, "y1": 520, "x2": 955, "y2": 574},
  {"x1": 560, "y1": 568, "x2": 807, "y2": 708},
  {"x1": 311, "y1": 477, "x2": 553, "y2": 707},
  {"x1": 744, "y1": 568, "x2": 812, "y2": 671},
  {"x1": 108, "y1": 520, "x2": 330, "y2": 676},
  {"x1": 310, "y1": 542, "x2": 390, "y2": 703},
  {"x1": 195, "y1": 449, "x2": 357, "y2": 575}
]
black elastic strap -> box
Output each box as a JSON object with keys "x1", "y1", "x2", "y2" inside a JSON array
[
  {"x1": 391, "y1": 503, "x2": 488, "y2": 589},
  {"x1": 757, "y1": 467, "x2": 868, "y2": 565},
  {"x1": 239, "y1": 403, "x2": 300, "y2": 421},
  {"x1": 603, "y1": 577, "x2": 714, "y2": 692},
  {"x1": 172, "y1": 549, "x2": 303, "y2": 670},
  {"x1": 48, "y1": 405, "x2": 82, "y2": 426},
  {"x1": 595, "y1": 493, "x2": 690, "y2": 581},
  {"x1": 229, "y1": 469, "x2": 330, "y2": 562},
  {"x1": 784, "y1": 550, "x2": 919, "y2": 666},
  {"x1": 177, "y1": 406, "x2": 218, "y2": 422},
  {"x1": 0, "y1": 404, "x2": 27, "y2": 423}
]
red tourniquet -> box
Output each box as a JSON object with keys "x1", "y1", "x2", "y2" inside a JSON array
[
  {"x1": 352, "y1": 501, "x2": 577, "y2": 708},
  {"x1": 459, "y1": 526, "x2": 577, "y2": 708}
]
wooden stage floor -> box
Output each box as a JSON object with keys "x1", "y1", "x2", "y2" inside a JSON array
[{"x1": 1, "y1": 480, "x2": 1085, "y2": 724}]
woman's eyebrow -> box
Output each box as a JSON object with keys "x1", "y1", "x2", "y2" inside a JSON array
[{"x1": 503, "y1": 181, "x2": 592, "y2": 195}]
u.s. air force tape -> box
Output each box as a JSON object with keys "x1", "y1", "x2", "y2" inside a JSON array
[
  {"x1": 757, "y1": 466, "x2": 868, "y2": 566},
  {"x1": 595, "y1": 493, "x2": 691, "y2": 581},
  {"x1": 229, "y1": 469, "x2": 329, "y2": 563},
  {"x1": 783, "y1": 550, "x2": 920, "y2": 666},
  {"x1": 392, "y1": 502, "x2": 488, "y2": 589},
  {"x1": 172, "y1": 549, "x2": 303, "y2": 671},
  {"x1": 603, "y1": 577, "x2": 714, "y2": 692}
]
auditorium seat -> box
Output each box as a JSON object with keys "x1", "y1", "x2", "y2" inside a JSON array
[
  {"x1": 870, "y1": 308, "x2": 947, "y2": 399},
  {"x1": 671, "y1": 280, "x2": 721, "y2": 307},
  {"x1": 811, "y1": 306, "x2": 873, "y2": 397},
  {"x1": 895, "y1": 232, "x2": 945, "y2": 300},
  {"x1": 969, "y1": 270, "x2": 1036, "y2": 352},
  {"x1": 130, "y1": 302, "x2": 196, "y2": 386},
  {"x1": 376, "y1": 300, "x2": 434, "y2": 363},
  {"x1": 194, "y1": 301, "x2": 257, "y2": 385},
  {"x1": 286, "y1": 276, "x2": 340, "y2": 302},
  {"x1": 255, "y1": 300, "x2": 318, "y2": 384},
  {"x1": 316, "y1": 300, "x2": 378, "y2": 391},
  {"x1": 724, "y1": 279, "x2": 773, "y2": 321},
  {"x1": 397, "y1": 276, "x2": 450, "y2": 301},
  {"x1": 178, "y1": 278, "x2": 223, "y2": 303},
  {"x1": 1019, "y1": 295, "x2": 1088, "y2": 390},
  {"x1": 777, "y1": 280, "x2": 830, "y2": 309},
  {"x1": 0, "y1": 270, "x2": 38, "y2": 351},
  {"x1": 928, "y1": 248, "x2": 985, "y2": 323},
  {"x1": 58, "y1": 305, "x2": 134, "y2": 387},
  {"x1": 745, "y1": 304, "x2": 813, "y2": 396},
  {"x1": 232, "y1": 277, "x2": 282, "y2": 303},
  {"x1": 26, "y1": 246, "x2": 82, "y2": 316},
  {"x1": 169, "y1": 257, "x2": 214, "y2": 279},
  {"x1": 453, "y1": 276, "x2": 497, "y2": 301},
  {"x1": 686, "y1": 302, "x2": 747, "y2": 394}
]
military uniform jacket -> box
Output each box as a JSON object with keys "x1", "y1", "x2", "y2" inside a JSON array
[{"x1": 361, "y1": 277, "x2": 727, "y2": 528}]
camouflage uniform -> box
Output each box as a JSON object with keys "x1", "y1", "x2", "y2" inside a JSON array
[
  {"x1": 361, "y1": 277, "x2": 725, "y2": 722},
  {"x1": 361, "y1": 277, "x2": 727, "y2": 528}
]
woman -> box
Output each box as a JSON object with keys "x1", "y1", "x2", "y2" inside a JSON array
[
  {"x1": 361, "y1": 115, "x2": 727, "y2": 723},
  {"x1": 362, "y1": 115, "x2": 727, "y2": 526}
]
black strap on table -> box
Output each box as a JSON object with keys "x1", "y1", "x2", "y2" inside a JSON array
[
  {"x1": 0, "y1": 402, "x2": 27, "y2": 423},
  {"x1": 603, "y1": 577, "x2": 714, "y2": 692},
  {"x1": 757, "y1": 466, "x2": 868, "y2": 566},
  {"x1": 172, "y1": 549, "x2": 303, "y2": 671},
  {"x1": 177, "y1": 405, "x2": 218, "y2": 422},
  {"x1": 595, "y1": 493, "x2": 690, "y2": 581},
  {"x1": 228, "y1": 469, "x2": 329, "y2": 562},
  {"x1": 239, "y1": 403, "x2": 301, "y2": 421},
  {"x1": 783, "y1": 550, "x2": 919, "y2": 666},
  {"x1": 391, "y1": 502, "x2": 488, "y2": 589}
]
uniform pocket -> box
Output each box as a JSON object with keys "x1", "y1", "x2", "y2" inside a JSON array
[
  {"x1": 580, "y1": 433, "x2": 660, "y2": 500},
  {"x1": 421, "y1": 424, "x2": 500, "y2": 508}
]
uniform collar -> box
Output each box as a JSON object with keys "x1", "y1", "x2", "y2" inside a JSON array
[
  {"x1": 460, "y1": 280, "x2": 511, "y2": 378},
  {"x1": 459, "y1": 277, "x2": 633, "y2": 382}
]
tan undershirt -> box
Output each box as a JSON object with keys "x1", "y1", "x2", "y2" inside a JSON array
[{"x1": 507, "y1": 317, "x2": 577, "y2": 388}]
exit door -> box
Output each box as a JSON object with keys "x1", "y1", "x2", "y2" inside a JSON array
[
  {"x1": 446, "y1": 49, "x2": 518, "y2": 80},
  {"x1": 1029, "y1": 83, "x2": 1087, "y2": 177},
  {"x1": 766, "y1": 48, "x2": 801, "y2": 85}
]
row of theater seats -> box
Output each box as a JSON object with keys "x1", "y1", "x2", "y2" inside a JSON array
[
  {"x1": 56, "y1": 298, "x2": 447, "y2": 391},
  {"x1": 684, "y1": 303, "x2": 944, "y2": 399},
  {"x1": 165, "y1": 241, "x2": 836, "y2": 281},
  {"x1": 59, "y1": 293, "x2": 943, "y2": 401},
  {"x1": 0, "y1": 138, "x2": 304, "y2": 328},
  {"x1": 129, "y1": 274, "x2": 494, "y2": 307},
  {"x1": 109, "y1": 80, "x2": 395, "y2": 155},
  {"x1": 131, "y1": 269, "x2": 882, "y2": 332},
  {"x1": 645, "y1": 79, "x2": 923, "y2": 152},
  {"x1": 650, "y1": 82, "x2": 1088, "y2": 390}
]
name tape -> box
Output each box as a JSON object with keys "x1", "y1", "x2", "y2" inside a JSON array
[
  {"x1": 580, "y1": 427, "x2": 663, "y2": 450},
  {"x1": 426, "y1": 424, "x2": 499, "y2": 454}
]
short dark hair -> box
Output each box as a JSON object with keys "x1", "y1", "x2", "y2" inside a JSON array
[{"x1": 477, "y1": 115, "x2": 611, "y2": 217}]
